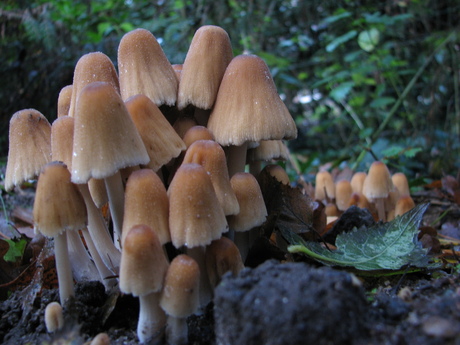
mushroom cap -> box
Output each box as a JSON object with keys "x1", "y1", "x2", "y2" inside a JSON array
[
  {"x1": 350, "y1": 172, "x2": 367, "y2": 194},
  {"x1": 335, "y1": 180, "x2": 353, "y2": 211},
  {"x1": 395, "y1": 195, "x2": 416, "y2": 217},
  {"x1": 227, "y1": 172, "x2": 267, "y2": 232},
  {"x1": 246, "y1": 140, "x2": 289, "y2": 163},
  {"x1": 125, "y1": 94, "x2": 186, "y2": 171},
  {"x1": 168, "y1": 163, "x2": 228, "y2": 248},
  {"x1": 122, "y1": 169, "x2": 170, "y2": 245},
  {"x1": 68, "y1": 52, "x2": 120, "y2": 118},
  {"x1": 205, "y1": 237, "x2": 244, "y2": 288},
  {"x1": 263, "y1": 164, "x2": 290, "y2": 185},
  {"x1": 362, "y1": 161, "x2": 394, "y2": 201},
  {"x1": 314, "y1": 171, "x2": 335, "y2": 202},
  {"x1": 173, "y1": 116, "x2": 198, "y2": 139},
  {"x1": 392, "y1": 172, "x2": 410, "y2": 197},
  {"x1": 119, "y1": 224, "x2": 169, "y2": 296},
  {"x1": 51, "y1": 115, "x2": 74, "y2": 170},
  {"x1": 207, "y1": 54, "x2": 297, "y2": 146},
  {"x1": 71, "y1": 81, "x2": 149, "y2": 183},
  {"x1": 44, "y1": 302, "x2": 64, "y2": 333},
  {"x1": 160, "y1": 254, "x2": 200, "y2": 318},
  {"x1": 177, "y1": 25, "x2": 233, "y2": 110},
  {"x1": 118, "y1": 28, "x2": 178, "y2": 106},
  {"x1": 57, "y1": 85, "x2": 73, "y2": 117},
  {"x1": 5, "y1": 109, "x2": 52, "y2": 191},
  {"x1": 183, "y1": 125, "x2": 215, "y2": 148},
  {"x1": 182, "y1": 140, "x2": 239, "y2": 216},
  {"x1": 33, "y1": 161, "x2": 87, "y2": 237}
]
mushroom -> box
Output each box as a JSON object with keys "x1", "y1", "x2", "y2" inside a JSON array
[
  {"x1": 57, "y1": 85, "x2": 73, "y2": 117},
  {"x1": 362, "y1": 161, "x2": 394, "y2": 221},
  {"x1": 168, "y1": 163, "x2": 228, "y2": 307},
  {"x1": 33, "y1": 161, "x2": 87, "y2": 304},
  {"x1": 392, "y1": 172, "x2": 410, "y2": 197},
  {"x1": 160, "y1": 254, "x2": 200, "y2": 345},
  {"x1": 118, "y1": 28, "x2": 178, "y2": 107},
  {"x1": 207, "y1": 54, "x2": 297, "y2": 176},
  {"x1": 182, "y1": 140, "x2": 239, "y2": 216},
  {"x1": 125, "y1": 94, "x2": 186, "y2": 172},
  {"x1": 314, "y1": 170, "x2": 335, "y2": 204},
  {"x1": 227, "y1": 172, "x2": 267, "y2": 261},
  {"x1": 122, "y1": 169, "x2": 170, "y2": 246},
  {"x1": 394, "y1": 195, "x2": 416, "y2": 217},
  {"x1": 335, "y1": 180, "x2": 353, "y2": 212},
  {"x1": 246, "y1": 140, "x2": 289, "y2": 176},
  {"x1": 119, "y1": 224, "x2": 169, "y2": 344},
  {"x1": 44, "y1": 301, "x2": 64, "y2": 333},
  {"x1": 205, "y1": 237, "x2": 244, "y2": 289},
  {"x1": 177, "y1": 25, "x2": 233, "y2": 125},
  {"x1": 350, "y1": 171, "x2": 367, "y2": 194},
  {"x1": 68, "y1": 51, "x2": 120, "y2": 118},
  {"x1": 4, "y1": 109, "x2": 51, "y2": 192},
  {"x1": 263, "y1": 164, "x2": 291, "y2": 185},
  {"x1": 72, "y1": 81, "x2": 149, "y2": 243}
]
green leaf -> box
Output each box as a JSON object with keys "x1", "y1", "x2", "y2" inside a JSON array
[
  {"x1": 330, "y1": 81, "x2": 354, "y2": 101},
  {"x1": 358, "y1": 28, "x2": 380, "y2": 52},
  {"x1": 370, "y1": 97, "x2": 395, "y2": 108},
  {"x1": 287, "y1": 204, "x2": 437, "y2": 271},
  {"x1": 326, "y1": 30, "x2": 357, "y2": 52},
  {"x1": 3, "y1": 238, "x2": 27, "y2": 263}
]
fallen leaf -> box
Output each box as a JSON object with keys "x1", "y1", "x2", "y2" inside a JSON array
[{"x1": 286, "y1": 204, "x2": 439, "y2": 271}]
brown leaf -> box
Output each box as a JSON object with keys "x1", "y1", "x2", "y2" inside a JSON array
[{"x1": 258, "y1": 168, "x2": 325, "y2": 241}]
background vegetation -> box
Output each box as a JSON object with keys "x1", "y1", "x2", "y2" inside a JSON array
[{"x1": 1, "y1": 0, "x2": 459, "y2": 180}]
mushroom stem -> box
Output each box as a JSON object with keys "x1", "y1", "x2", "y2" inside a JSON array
[
  {"x1": 226, "y1": 142, "x2": 248, "y2": 177},
  {"x1": 104, "y1": 170, "x2": 125, "y2": 244},
  {"x1": 165, "y1": 315, "x2": 187, "y2": 345},
  {"x1": 54, "y1": 231, "x2": 74, "y2": 305},
  {"x1": 186, "y1": 246, "x2": 213, "y2": 309},
  {"x1": 81, "y1": 228, "x2": 118, "y2": 290},
  {"x1": 138, "y1": 292, "x2": 166, "y2": 344},
  {"x1": 78, "y1": 184, "x2": 121, "y2": 274},
  {"x1": 375, "y1": 198, "x2": 386, "y2": 222},
  {"x1": 233, "y1": 231, "x2": 250, "y2": 263},
  {"x1": 67, "y1": 230, "x2": 99, "y2": 282}
]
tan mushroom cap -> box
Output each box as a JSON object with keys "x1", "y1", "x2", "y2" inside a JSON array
[
  {"x1": 68, "y1": 52, "x2": 120, "y2": 118},
  {"x1": 182, "y1": 140, "x2": 239, "y2": 216},
  {"x1": 33, "y1": 161, "x2": 87, "y2": 237},
  {"x1": 207, "y1": 54, "x2": 297, "y2": 146},
  {"x1": 51, "y1": 115, "x2": 74, "y2": 170},
  {"x1": 335, "y1": 180, "x2": 353, "y2": 211},
  {"x1": 177, "y1": 25, "x2": 233, "y2": 110},
  {"x1": 314, "y1": 171, "x2": 335, "y2": 202},
  {"x1": 247, "y1": 140, "x2": 289, "y2": 163},
  {"x1": 183, "y1": 126, "x2": 215, "y2": 148},
  {"x1": 263, "y1": 164, "x2": 290, "y2": 185},
  {"x1": 119, "y1": 224, "x2": 169, "y2": 296},
  {"x1": 122, "y1": 169, "x2": 170, "y2": 245},
  {"x1": 160, "y1": 254, "x2": 200, "y2": 318},
  {"x1": 118, "y1": 28, "x2": 178, "y2": 106},
  {"x1": 71, "y1": 81, "x2": 149, "y2": 183},
  {"x1": 125, "y1": 94, "x2": 186, "y2": 172},
  {"x1": 395, "y1": 195, "x2": 416, "y2": 217},
  {"x1": 362, "y1": 161, "x2": 394, "y2": 202},
  {"x1": 5, "y1": 109, "x2": 52, "y2": 191},
  {"x1": 350, "y1": 172, "x2": 367, "y2": 194},
  {"x1": 173, "y1": 116, "x2": 198, "y2": 139},
  {"x1": 57, "y1": 85, "x2": 73, "y2": 117},
  {"x1": 227, "y1": 172, "x2": 267, "y2": 232},
  {"x1": 44, "y1": 302, "x2": 64, "y2": 333},
  {"x1": 205, "y1": 237, "x2": 244, "y2": 288},
  {"x1": 168, "y1": 163, "x2": 228, "y2": 248},
  {"x1": 392, "y1": 172, "x2": 410, "y2": 197}
]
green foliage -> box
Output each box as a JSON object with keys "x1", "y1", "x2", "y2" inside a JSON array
[
  {"x1": 287, "y1": 204, "x2": 438, "y2": 272},
  {"x1": 0, "y1": 0, "x2": 458, "y2": 176},
  {"x1": 3, "y1": 238, "x2": 27, "y2": 263}
]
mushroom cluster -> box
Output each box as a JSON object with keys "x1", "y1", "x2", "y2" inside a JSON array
[
  {"x1": 4, "y1": 25, "x2": 297, "y2": 344},
  {"x1": 313, "y1": 161, "x2": 415, "y2": 224}
]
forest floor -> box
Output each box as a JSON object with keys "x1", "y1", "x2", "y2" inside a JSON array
[{"x1": 0, "y1": 170, "x2": 460, "y2": 345}]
